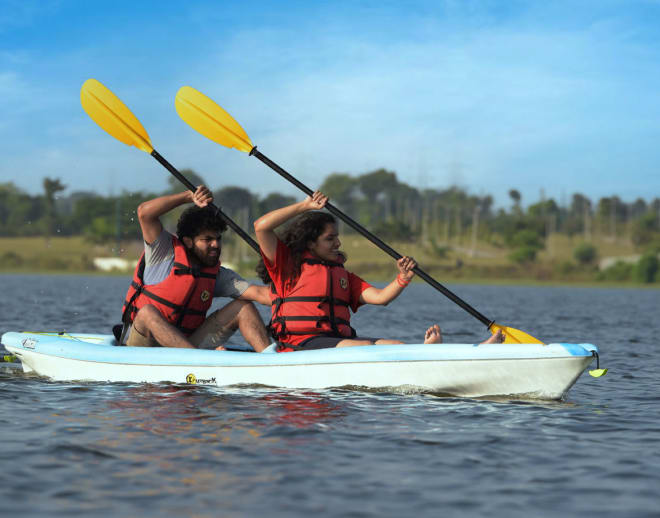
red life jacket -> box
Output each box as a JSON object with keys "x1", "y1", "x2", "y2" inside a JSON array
[
  {"x1": 269, "y1": 252, "x2": 356, "y2": 347},
  {"x1": 122, "y1": 235, "x2": 220, "y2": 336}
]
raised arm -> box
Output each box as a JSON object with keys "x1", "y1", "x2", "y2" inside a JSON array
[
  {"x1": 136, "y1": 186, "x2": 213, "y2": 244},
  {"x1": 253, "y1": 191, "x2": 328, "y2": 262},
  {"x1": 359, "y1": 256, "x2": 417, "y2": 306}
]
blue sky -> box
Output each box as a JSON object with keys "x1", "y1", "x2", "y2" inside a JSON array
[{"x1": 2, "y1": 0, "x2": 659, "y2": 207}]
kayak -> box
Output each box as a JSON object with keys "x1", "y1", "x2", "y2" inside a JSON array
[{"x1": 1, "y1": 331, "x2": 601, "y2": 399}]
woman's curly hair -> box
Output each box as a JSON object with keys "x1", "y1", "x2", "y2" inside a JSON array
[
  {"x1": 176, "y1": 206, "x2": 227, "y2": 241},
  {"x1": 256, "y1": 211, "x2": 338, "y2": 285}
]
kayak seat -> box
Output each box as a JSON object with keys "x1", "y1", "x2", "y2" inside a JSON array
[{"x1": 112, "y1": 324, "x2": 123, "y2": 345}]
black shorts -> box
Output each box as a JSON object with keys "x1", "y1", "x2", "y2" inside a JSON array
[{"x1": 295, "y1": 335, "x2": 380, "y2": 350}]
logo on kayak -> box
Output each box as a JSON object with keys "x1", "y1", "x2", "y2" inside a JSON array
[
  {"x1": 21, "y1": 338, "x2": 37, "y2": 349},
  {"x1": 200, "y1": 290, "x2": 210, "y2": 302},
  {"x1": 185, "y1": 373, "x2": 216, "y2": 385},
  {"x1": 340, "y1": 277, "x2": 348, "y2": 290}
]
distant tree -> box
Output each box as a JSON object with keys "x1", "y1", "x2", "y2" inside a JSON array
[
  {"x1": 259, "y1": 193, "x2": 297, "y2": 215},
  {"x1": 85, "y1": 216, "x2": 116, "y2": 244},
  {"x1": 508, "y1": 189, "x2": 521, "y2": 213},
  {"x1": 634, "y1": 253, "x2": 659, "y2": 283},
  {"x1": 631, "y1": 212, "x2": 659, "y2": 247},
  {"x1": 42, "y1": 177, "x2": 66, "y2": 238},
  {"x1": 371, "y1": 220, "x2": 416, "y2": 242},
  {"x1": 213, "y1": 186, "x2": 256, "y2": 224},
  {"x1": 167, "y1": 169, "x2": 207, "y2": 193},
  {"x1": 358, "y1": 169, "x2": 398, "y2": 202},
  {"x1": 0, "y1": 183, "x2": 42, "y2": 236},
  {"x1": 320, "y1": 173, "x2": 358, "y2": 217},
  {"x1": 631, "y1": 198, "x2": 647, "y2": 219},
  {"x1": 564, "y1": 193, "x2": 592, "y2": 237}
]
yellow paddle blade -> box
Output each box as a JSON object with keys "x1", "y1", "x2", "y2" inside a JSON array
[
  {"x1": 489, "y1": 323, "x2": 545, "y2": 345},
  {"x1": 80, "y1": 78, "x2": 153, "y2": 153},
  {"x1": 589, "y1": 368, "x2": 608, "y2": 377},
  {"x1": 175, "y1": 86, "x2": 253, "y2": 153}
]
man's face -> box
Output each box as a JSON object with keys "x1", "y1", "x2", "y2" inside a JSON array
[{"x1": 185, "y1": 229, "x2": 222, "y2": 267}]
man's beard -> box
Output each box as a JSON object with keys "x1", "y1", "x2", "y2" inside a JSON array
[{"x1": 191, "y1": 245, "x2": 220, "y2": 267}]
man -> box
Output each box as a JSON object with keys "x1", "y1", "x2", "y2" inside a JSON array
[{"x1": 120, "y1": 185, "x2": 272, "y2": 352}]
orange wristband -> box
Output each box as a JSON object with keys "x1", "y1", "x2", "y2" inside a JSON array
[{"x1": 396, "y1": 274, "x2": 410, "y2": 287}]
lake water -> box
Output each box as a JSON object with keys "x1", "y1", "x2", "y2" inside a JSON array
[{"x1": 0, "y1": 274, "x2": 658, "y2": 517}]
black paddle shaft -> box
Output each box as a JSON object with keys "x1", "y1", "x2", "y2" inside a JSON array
[
  {"x1": 250, "y1": 147, "x2": 493, "y2": 329},
  {"x1": 150, "y1": 150, "x2": 260, "y2": 254}
]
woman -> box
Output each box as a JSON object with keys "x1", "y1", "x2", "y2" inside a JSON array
[{"x1": 254, "y1": 190, "x2": 447, "y2": 352}]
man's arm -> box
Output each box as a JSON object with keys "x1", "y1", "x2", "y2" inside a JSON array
[
  {"x1": 238, "y1": 284, "x2": 272, "y2": 306},
  {"x1": 137, "y1": 186, "x2": 212, "y2": 244}
]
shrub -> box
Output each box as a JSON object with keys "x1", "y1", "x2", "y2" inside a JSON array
[
  {"x1": 429, "y1": 239, "x2": 449, "y2": 258},
  {"x1": 597, "y1": 261, "x2": 633, "y2": 282},
  {"x1": 508, "y1": 230, "x2": 544, "y2": 264},
  {"x1": 371, "y1": 220, "x2": 416, "y2": 242},
  {"x1": 555, "y1": 260, "x2": 576, "y2": 275},
  {"x1": 509, "y1": 246, "x2": 538, "y2": 264},
  {"x1": 634, "y1": 253, "x2": 659, "y2": 283},
  {"x1": 512, "y1": 229, "x2": 544, "y2": 249},
  {"x1": 0, "y1": 251, "x2": 24, "y2": 268},
  {"x1": 573, "y1": 242, "x2": 598, "y2": 265}
]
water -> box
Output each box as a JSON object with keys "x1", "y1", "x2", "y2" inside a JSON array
[{"x1": 1, "y1": 274, "x2": 658, "y2": 517}]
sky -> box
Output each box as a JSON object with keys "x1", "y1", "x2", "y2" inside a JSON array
[{"x1": 1, "y1": 0, "x2": 659, "y2": 208}]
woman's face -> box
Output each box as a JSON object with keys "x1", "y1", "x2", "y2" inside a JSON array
[{"x1": 308, "y1": 223, "x2": 341, "y2": 262}]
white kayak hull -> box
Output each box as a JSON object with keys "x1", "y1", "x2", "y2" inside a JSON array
[{"x1": 1, "y1": 332, "x2": 600, "y2": 400}]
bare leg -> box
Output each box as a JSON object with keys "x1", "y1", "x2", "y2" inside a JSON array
[
  {"x1": 189, "y1": 300, "x2": 270, "y2": 352},
  {"x1": 423, "y1": 324, "x2": 443, "y2": 344},
  {"x1": 335, "y1": 328, "x2": 440, "y2": 347},
  {"x1": 481, "y1": 329, "x2": 505, "y2": 344},
  {"x1": 128, "y1": 305, "x2": 196, "y2": 348}
]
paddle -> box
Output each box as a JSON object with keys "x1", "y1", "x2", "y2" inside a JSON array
[
  {"x1": 80, "y1": 79, "x2": 260, "y2": 254},
  {"x1": 174, "y1": 87, "x2": 543, "y2": 345}
]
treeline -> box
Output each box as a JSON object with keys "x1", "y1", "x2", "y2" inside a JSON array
[{"x1": 2, "y1": 168, "x2": 660, "y2": 280}]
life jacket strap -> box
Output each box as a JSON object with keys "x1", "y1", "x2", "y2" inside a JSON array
[{"x1": 173, "y1": 262, "x2": 217, "y2": 279}]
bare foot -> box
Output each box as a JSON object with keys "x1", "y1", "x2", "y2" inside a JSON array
[
  {"x1": 423, "y1": 324, "x2": 443, "y2": 344},
  {"x1": 214, "y1": 345, "x2": 227, "y2": 351},
  {"x1": 481, "y1": 329, "x2": 505, "y2": 344}
]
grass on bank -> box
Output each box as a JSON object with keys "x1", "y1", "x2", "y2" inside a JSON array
[{"x1": 1, "y1": 233, "x2": 655, "y2": 287}]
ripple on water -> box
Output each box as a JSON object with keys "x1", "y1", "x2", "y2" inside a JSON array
[{"x1": 0, "y1": 276, "x2": 659, "y2": 517}]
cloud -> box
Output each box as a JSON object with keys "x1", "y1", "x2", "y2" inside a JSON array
[{"x1": 2, "y1": 0, "x2": 659, "y2": 207}]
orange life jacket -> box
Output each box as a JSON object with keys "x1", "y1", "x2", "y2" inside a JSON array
[
  {"x1": 122, "y1": 235, "x2": 220, "y2": 336},
  {"x1": 269, "y1": 253, "x2": 356, "y2": 346}
]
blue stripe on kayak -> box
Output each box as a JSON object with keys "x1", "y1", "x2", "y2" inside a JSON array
[{"x1": 1, "y1": 332, "x2": 599, "y2": 367}]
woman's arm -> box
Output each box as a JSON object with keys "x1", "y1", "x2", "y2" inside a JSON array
[
  {"x1": 359, "y1": 256, "x2": 416, "y2": 306},
  {"x1": 253, "y1": 191, "x2": 328, "y2": 262}
]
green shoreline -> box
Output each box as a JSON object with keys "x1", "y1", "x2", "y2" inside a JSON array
[
  {"x1": 1, "y1": 235, "x2": 657, "y2": 288},
  {"x1": 1, "y1": 268, "x2": 656, "y2": 290}
]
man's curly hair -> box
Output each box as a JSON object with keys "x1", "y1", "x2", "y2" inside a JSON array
[
  {"x1": 176, "y1": 206, "x2": 228, "y2": 241},
  {"x1": 255, "y1": 211, "x2": 338, "y2": 285}
]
